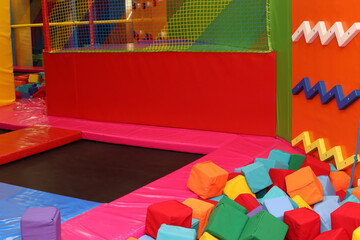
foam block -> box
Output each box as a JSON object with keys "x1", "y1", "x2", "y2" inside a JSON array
[
  {"x1": 21, "y1": 207, "x2": 61, "y2": 240},
  {"x1": 346, "y1": 188, "x2": 355, "y2": 198},
  {"x1": 139, "y1": 235, "x2": 155, "y2": 240},
  {"x1": 208, "y1": 195, "x2": 224, "y2": 202},
  {"x1": 350, "y1": 186, "x2": 360, "y2": 200},
  {"x1": 145, "y1": 200, "x2": 193, "y2": 238},
  {"x1": 341, "y1": 195, "x2": 360, "y2": 205},
  {"x1": 239, "y1": 211, "x2": 288, "y2": 240},
  {"x1": 285, "y1": 166, "x2": 323, "y2": 205},
  {"x1": 301, "y1": 155, "x2": 330, "y2": 176},
  {"x1": 246, "y1": 205, "x2": 264, "y2": 218},
  {"x1": 269, "y1": 169, "x2": 295, "y2": 192},
  {"x1": 187, "y1": 161, "x2": 228, "y2": 199},
  {"x1": 234, "y1": 168, "x2": 242, "y2": 173},
  {"x1": 313, "y1": 228, "x2": 350, "y2": 240},
  {"x1": 329, "y1": 171, "x2": 351, "y2": 192},
  {"x1": 241, "y1": 162, "x2": 273, "y2": 193},
  {"x1": 259, "y1": 186, "x2": 298, "y2": 209},
  {"x1": 321, "y1": 195, "x2": 340, "y2": 204},
  {"x1": 313, "y1": 199, "x2": 340, "y2": 233},
  {"x1": 199, "y1": 232, "x2": 218, "y2": 240},
  {"x1": 234, "y1": 193, "x2": 260, "y2": 212},
  {"x1": 353, "y1": 226, "x2": 360, "y2": 240},
  {"x1": 223, "y1": 175, "x2": 255, "y2": 200},
  {"x1": 263, "y1": 196, "x2": 294, "y2": 221},
  {"x1": 204, "y1": 201, "x2": 249, "y2": 240},
  {"x1": 288, "y1": 154, "x2": 306, "y2": 171},
  {"x1": 191, "y1": 218, "x2": 199, "y2": 236},
  {"x1": 318, "y1": 175, "x2": 336, "y2": 196},
  {"x1": 227, "y1": 172, "x2": 242, "y2": 181},
  {"x1": 127, "y1": 238, "x2": 139, "y2": 240},
  {"x1": 218, "y1": 195, "x2": 248, "y2": 214},
  {"x1": 156, "y1": 224, "x2": 196, "y2": 240},
  {"x1": 268, "y1": 149, "x2": 291, "y2": 165},
  {"x1": 337, "y1": 190, "x2": 346, "y2": 202},
  {"x1": 183, "y1": 198, "x2": 215, "y2": 239},
  {"x1": 291, "y1": 195, "x2": 312, "y2": 210},
  {"x1": 330, "y1": 163, "x2": 338, "y2": 172},
  {"x1": 284, "y1": 207, "x2": 320, "y2": 240},
  {"x1": 254, "y1": 158, "x2": 288, "y2": 171}
]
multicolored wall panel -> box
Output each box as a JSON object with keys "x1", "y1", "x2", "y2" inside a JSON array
[{"x1": 292, "y1": 0, "x2": 360, "y2": 175}]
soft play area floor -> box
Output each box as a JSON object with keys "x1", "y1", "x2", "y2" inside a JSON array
[{"x1": 0, "y1": 99, "x2": 306, "y2": 239}]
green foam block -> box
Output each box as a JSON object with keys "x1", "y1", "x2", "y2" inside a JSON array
[
  {"x1": 240, "y1": 210, "x2": 288, "y2": 240},
  {"x1": 204, "y1": 202, "x2": 249, "y2": 240},
  {"x1": 218, "y1": 195, "x2": 248, "y2": 214},
  {"x1": 288, "y1": 154, "x2": 306, "y2": 171}
]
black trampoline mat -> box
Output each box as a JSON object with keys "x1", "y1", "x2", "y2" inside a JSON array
[
  {"x1": 0, "y1": 129, "x2": 11, "y2": 134},
  {"x1": 0, "y1": 140, "x2": 204, "y2": 202}
]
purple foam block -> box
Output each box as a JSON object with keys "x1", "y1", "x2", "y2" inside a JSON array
[
  {"x1": 247, "y1": 205, "x2": 264, "y2": 218},
  {"x1": 21, "y1": 207, "x2": 61, "y2": 240}
]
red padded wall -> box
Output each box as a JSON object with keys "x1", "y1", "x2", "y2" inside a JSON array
[{"x1": 44, "y1": 52, "x2": 276, "y2": 136}]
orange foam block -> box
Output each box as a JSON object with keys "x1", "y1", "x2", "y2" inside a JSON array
[
  {"x1": 127, "y1": 238, "x2": 138, "y2": 240},
  {"x1": 183, "y1": 198, "x2": 215, "y2": 239},
  {"x1": 329, "y1": 171, "x2": 351, "y2": 192},
  {"x1": 187, "y1": 161, "x2": 228, "y2": 199},
  {"x1": 0, "y1": 126, "x2": 82, "y2": 165},
  {"x1": 285, "y1": 166, "x2": 323, "y2": 205}
]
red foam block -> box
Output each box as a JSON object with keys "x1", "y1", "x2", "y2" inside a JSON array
[
  {"x1": 234, "y1": 193, "x2": 260, "y2": 212},
  {"x1": 0, "y1": 126, "x2": 82, "y2": 165},
  {"x1": 268, "y1": 168, "x2": 295, "y2": 192},
  {"x1": 228, "y1": 172, "x2": 242, "y2": 181},
  {"x1": 313, "y1": 228, "x2": 350, "y2": 240},
  {"x1": 331, "y1": 202, "x2": 360, "y2": 237},
  {"x1": 301, "y1": 155, "x2": 330, "y2": 176},
  {"x1": 284, "y1": 207, "x2": 320, "y2": 240},
  {"x1": 336, "y1": 190, "x2": 346, "y2": 202},
  {"x1": 145, "y1": 200, "x2": 192, "y2": 239}
]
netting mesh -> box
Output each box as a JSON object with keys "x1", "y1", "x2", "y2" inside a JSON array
[{"x1": 45, "y1": 0, "x2": 270, "y2": 53}]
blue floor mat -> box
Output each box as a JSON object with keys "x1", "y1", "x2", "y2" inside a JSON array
[{"x1": 0, "y1": 182, "x2": 101, "y2": 240}]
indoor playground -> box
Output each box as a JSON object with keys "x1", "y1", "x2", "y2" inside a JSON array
[{"x1": 2, "y1": 0, "x2": 360, "y2": 239}]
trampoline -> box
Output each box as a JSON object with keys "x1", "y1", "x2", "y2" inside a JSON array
[{"x1": 0, "y1": 140, "x2": 203, "y2": 202}]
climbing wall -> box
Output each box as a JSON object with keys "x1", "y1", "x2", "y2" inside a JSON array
[{"x1": 292, "y1": 0, "x2": 360, "y2": 174}]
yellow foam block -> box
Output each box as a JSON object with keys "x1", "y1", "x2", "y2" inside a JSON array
[
  {"x1": 223, "y1": 175, "x2": 255, "y2": 200},
  {"x1": 292, "y1": 195, "x2": 312, "y2": 210},
  {"x1": 353, "y1": 226, "x2": 360, "y2": 240},
  {"x1": 200, "y1": 232, "x2": 219, "y2": 240},
  {"x1": 28, "y1": 74, "x2": 39, "y2": 83}
]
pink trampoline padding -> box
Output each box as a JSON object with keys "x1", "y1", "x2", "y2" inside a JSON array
[
  {"x1": 0, "y1": 99, "x2": 237, "y2": 154},
  {"x1": 61, "y1": 135, "x2": 304, "y2": 240}
]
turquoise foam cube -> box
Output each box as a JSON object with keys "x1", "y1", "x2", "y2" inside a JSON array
[
  {"x1": 191, "y1": 218, "x2": 199, "y2": 235},
  {"x1": 346, "y1": 188, "x2": 355, "y2": 198},
  {"x1": 329, "y1": 163, "x2": 338, "y2": 172},
  {"x1": 242, "y1": 162, "x2": 272, "y2": 193},
  {"x1": 259, "y1": 186, "x2": 298, "y2": 209},
  {"x1": 341, "y1": 195, "x2": 360, "y2": 205},
  {"x1": 254, "y1": 158, "x2": 288, "y2": 172},
  {"x1": 209, "y1": 194, "x2": 224, "y2": 202},
  {"x1": 157, "y1": 224, "x2": 196, "y2": 240},
  {"x1": 318, "y1": 176, "x2": 336, "y2": 196},
  {"x1": 139, "y1": 235, "x2": 155, "y2": 240},
  {"x1": 263, "y1": 196, "x2": 294, "y2": 221},
  {"x1": 313, "y1": 199, "x2": 340, "y2": 233},
  {"x1": 268, "y1": 149, "x2": 291, "y2": 165}
]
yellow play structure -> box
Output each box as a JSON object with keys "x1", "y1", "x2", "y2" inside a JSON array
[{"x1": 0, "y1": 2, "x2": 15, "y2": 106}]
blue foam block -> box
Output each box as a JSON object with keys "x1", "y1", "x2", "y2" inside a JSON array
[
  {"x1": 318, "y1": 176, "x2": 336, "y2": 196},
  {"x1": 139, "y1": 235, "x2": 155, "y2": 240},
  {"x1": 241, "y1": 162, "x2": 273, "y2": 193},
  {"x1": 321, "y1": 195, "x2": 340, "y2": 204},
  {"x1": 329, "y1": 163, "x2": 338, "y2": 172},
  {"x1": 268, "y1": 149, "x2": 291, "y2": 165},
  {"x1": 259, "y1": 186, "x2": 298, "y2": 209},
  {"x1": 263, "y1": 196, "x2": 294, "y2": 221},
  {"x1": 234, "y1": 168, "x2": 242, "y2": 173},
  {"x1": 209, "y1": 194, "x2": 224, "y2": 202},
  {"x1": 346, "y1": 188, "x2": 355, "y2": 198},
  {"x1": 157, "y1": 224, "x2": 197, "y2": 240},
  {"x1": 254, "y1": 158, "x2": 288, "y2": 172},
  {"x1": 313, "y1": 199, "x2": 340, "y2": 233},
  {"x1": 0, "y1": 182, "x2": 101, "y2": 240},
  {"x1": 191, "y1": 218, "x2": 199, "y2": 235},
  {"x1": 341, "y1": 195, "x2": 360, "y2": 205}
]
